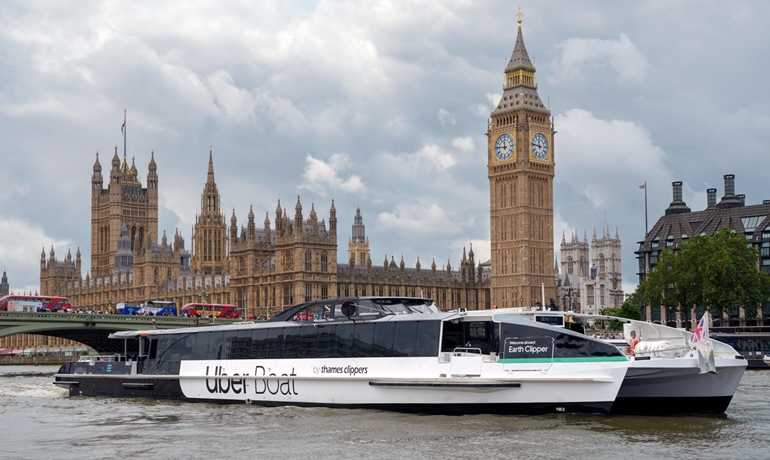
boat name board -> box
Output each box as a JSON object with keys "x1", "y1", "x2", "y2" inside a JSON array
[{"x1": 502, "y1": 337, "x2": 553, "y2": 360}]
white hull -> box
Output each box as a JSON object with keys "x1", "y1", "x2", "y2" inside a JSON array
[{"x1": 178, "y1": 357, "x2": 627, "y2": 410}]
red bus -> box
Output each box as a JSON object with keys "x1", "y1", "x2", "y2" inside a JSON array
[
  {"x1": 0, "y1": 295, "x2": 72, "y2": 312},
  {"x1": 180, "y1": 303, "x2": 240, "y2": 319}
]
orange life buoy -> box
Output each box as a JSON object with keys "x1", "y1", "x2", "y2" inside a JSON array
[{"x1": 629, "y1": 339, "x2": 639, "y2": 356}]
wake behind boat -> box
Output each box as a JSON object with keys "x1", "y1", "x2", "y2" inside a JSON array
[
  {"x1": 54, "y1": 297, "x2": 629, "y2": 415},
  {"x1": 494, "y1": 309, "x2": 747, "y2": 415}
]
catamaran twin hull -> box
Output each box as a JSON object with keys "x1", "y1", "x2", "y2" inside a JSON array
[{"x1": 55, "y1": 305, "x2": 630, "y2": 415}]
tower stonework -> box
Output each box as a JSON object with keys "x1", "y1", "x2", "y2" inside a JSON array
[
  {"x1": 347, "y1": 207, "x2": 370, "y2": 267},
  {"x1": 191, "y1": 149, "x2": 227, "y2": 275},
  {"x1": 90, "y1": 147, "x2": 158, "y2": 278},
  {"x1": 487, "y1": 13, "x2": 555, "y2": 308}
]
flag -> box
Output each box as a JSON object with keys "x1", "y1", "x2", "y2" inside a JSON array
[
  {"x1": 121, "y1": 114, "x2": 126, "y2": 135},
  {"x1": 690, "y1": 312, "x2": 709, "y2": 345},
  {"x1": 639, "y1": 184, "x2": 645, "y2": 189}
]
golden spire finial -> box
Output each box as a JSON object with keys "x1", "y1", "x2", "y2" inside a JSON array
[{"x1": 517, "y1": 5, "x2": 523, "y2": 25}]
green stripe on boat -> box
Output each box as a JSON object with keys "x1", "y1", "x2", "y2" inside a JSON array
[{"x1": 499, "y1": 356, "x2": 629, "y2": 364}]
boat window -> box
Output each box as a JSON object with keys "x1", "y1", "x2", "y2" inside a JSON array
[
  {"x1": 267, "y1": 328, "x2": 284, "y2": 358},
  {"x1": 283, "y1": 327, "x2": 301, "y2": 359},
  {"x1": 353, "y1": 323, "x2": 375, "y2": 357},
  {"x1": 300, "y1": 326, "x2": 318, "y2": 358},
  {"x1": 207, "y1": 331, "x2": 224, "y2": 360},
  {"x1": 335, "y1": 323, "x2": 355, "y2": 357},
  {"x1": 234, "y1": 329, "x2": 253, "y2": 359},
  {"x1": 159, "y1": 334, "x2": 193, "y2": 361},
  {"x1": 251, "y1": 329, "x2": 268, "y2": 359},
  {"x1": 222, "y1": 331, "x2": 238, "y2": 360},
  {"x1": 149, "y1": 339, "x2": 158, "y2": 359},
  {"x1": 373, "y1": 323, "x2": 396, "y2": 357},
  {"x1": 416, "y1": 322, "x2": 440, "y2": 356},
  {"x1": 317, "y1": 325, "x2": 334, "y2": 355},
  {"x1": 393, "y1": 322, "x2": 418, "y2": 356},
  {"x1": 441, "y1": 321, "x2": 463, "y2": 352},
  {"x1": 192, "y1": 332, "x2": 211, "y2": 360}
]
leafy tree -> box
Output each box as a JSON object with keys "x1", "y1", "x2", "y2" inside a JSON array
[{"x1": 640, "y1": 227, "x2": 770, "y2": 319}]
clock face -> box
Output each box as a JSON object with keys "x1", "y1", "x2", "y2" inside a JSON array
[
  {"x1": 531, "y1": 133, "x2": 549, "y2": 159},
  {"x1": 494, "y1": 134, "x2": 514, "y2": 160}
]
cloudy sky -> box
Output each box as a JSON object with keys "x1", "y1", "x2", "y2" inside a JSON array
[{"x1": 1, "y1": 0, "x2": 769, "y2": 296}]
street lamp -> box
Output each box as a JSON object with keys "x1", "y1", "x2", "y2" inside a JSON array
[{"x1": 198, "y1": 291, "x2": 211, "y2": 321}]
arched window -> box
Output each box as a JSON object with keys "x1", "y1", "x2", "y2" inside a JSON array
[
  {"x1": 167, "y1": 268, "x2": 172, "y2": 280},
  {"x1": 567, "y1": 256, "x2": 574, "y2": 275},
  {"x1": 321, "y1": 251, "x2": 328, "y2": 272},
  {"x1": 154, "y1": 268, "x2": 158, "y2": 283},
  {"x1": 305, "y1": 250, "x2": 312, "y2": 271},
  {"x1": 138, "y1": 227, "x2": 144, "y2": 252},
  {"x1": 598, "y1": 254, "x2": 605, "y2": 273}
]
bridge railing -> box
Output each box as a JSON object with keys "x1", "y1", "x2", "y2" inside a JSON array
[{"x1": 0, "y1": 311, "x2": 239, "y2": 326}]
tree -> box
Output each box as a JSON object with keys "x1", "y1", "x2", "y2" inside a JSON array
[{"x1": 640, "y1": 227, "x2": 770, "y2": 319}]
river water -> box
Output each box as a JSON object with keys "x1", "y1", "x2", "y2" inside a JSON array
[{"x1": 1, "y1": 365, "x2": 769, "y2": 460}]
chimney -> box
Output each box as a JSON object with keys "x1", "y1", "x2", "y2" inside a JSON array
[
  {"x1": 707, "y1": 188, "x2": 717, "y2": 209},
  {"x1": 665, "y1": 181, "x2": 691, "y2": 215},
  {"x1": 764, "y1": 200, "x2": 770, "y2": 205},
  {"x1": 738, "y1": 194, "x2": 746, "y2": 206},
  {"x1": 724, "y1": 174, "x2": 735, "y2": 196},
  {"x1": 717, "y1": 174, "x2": 742, "y2": 209}
]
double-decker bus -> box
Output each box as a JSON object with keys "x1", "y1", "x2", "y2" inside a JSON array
[
  {"x1": 116, "y1": 303, "x2": 142, "y2": 315},
  {"x1": 180, "y1": 303, "x2": 239, "y2": 319},
  {"x1": 138, "y1": 300, "x2": 177, "y2": 316},
  {"x1": 0, "y1": 295, "x2": 71, "y2": 312}
]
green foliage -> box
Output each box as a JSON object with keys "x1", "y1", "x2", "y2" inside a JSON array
[
  {"x1": 600, "y1": 291, "x2": 642, "y2": 330},
  {"x1": 639, "y1": 227, "x2": 770, "y2": 318}
]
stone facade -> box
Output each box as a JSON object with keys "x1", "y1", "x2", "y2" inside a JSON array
[
  {"x1": 556, "y1": 229, "x2": 623, "y2": 314},
  {"x1": 39, "y1": 152, "x2": 490, "y2": 319},
  {"x1": 487, "y1": 15, "x2": 555, "y2": 308}
]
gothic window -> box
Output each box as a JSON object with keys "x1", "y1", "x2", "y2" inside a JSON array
[
  {"x1": 567, "y1": 256, "x2": 573, "y2": 275},
  {"x1": 321, "y1": 284, "x2": 328, "y2": 299},
  {"x1": 321, "y1": 251, "x2": 328, "y2": 272},
  {"x1": 359, "y1": 253, "x2": 365, "y2": 265},
  {"x1": 587, "y1": 285, "x2": 595, "y2": 305},
  {"x1": 130, "y1": 226, "x2": 136, "y2": 251},
  {"x1": 167, "y1": 268, "x2": 172, "y2": 280},
  {"x1": 611, "y1": 253, "x2": 616, "y2": 272},
  {"x1": 138, "y1": 227, "x2": 144, "y2": 252},
  {"x1": 284, "y1": 251, "x2": 293, "y2": 270},
  {"x1": 154, "y1": 268, "x2": 158, "y2": 284},
  {"x1": 239, "y1": 257, "x2": 244, "y2": 275},
  {"x1": 598, "y1": 254, "x2": 605, "y2": 273},
  {"x1": 305, "y1": 250, "x2": 312, "y2": 271},
  {"x1": 305, "y1": 283, "x2": 312, "y2": 302},
  {"x1": 283, "y1": 284, "x2": 293, "y2": 306}
]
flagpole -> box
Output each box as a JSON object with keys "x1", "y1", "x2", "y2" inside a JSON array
[
  {"x1": 123, "y1": 109, "x2": 127, "y2": 158},
  {"x1": 644, "y1": 181, "x2": 649, "y2": 237}
]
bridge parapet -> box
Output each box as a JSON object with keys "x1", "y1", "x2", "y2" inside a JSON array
[{"x1": 0, "y1": 311, "x2": 239, "y2": 327}]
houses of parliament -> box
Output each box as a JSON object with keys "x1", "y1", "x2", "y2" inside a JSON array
[{"x1": 5, "y1": 14, "x2": 625, "y2": 352}]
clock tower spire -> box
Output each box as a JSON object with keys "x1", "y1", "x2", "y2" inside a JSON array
[{"x1": 487, "y1": 10, "x2": 555, "y2": 309}]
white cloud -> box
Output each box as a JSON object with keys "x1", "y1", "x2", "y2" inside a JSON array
[
  {"x1": 437, "y1": 108, "x2": 456, "y2": 127},
  {"x1": 299, "y1": 153, "x2": 366, "y2": 196},
  {"x1": 0, "y1": 217, "x2": 71, "y2": 294},
  {"x1": 554, "y1": 108, "x2": 671, "y2": 210},
  {"x1": 452, "y1": 136, "x2": 474, "y2": 152},
  {"x1": 379, "y1": 144, "x2": 456, "y2": 175},
  {"x1": 550, "y1": 33, "x2": 650, "y2": 83},
  {"x1": 375, "y1": 203, "x2": 462, "y2": 236}
]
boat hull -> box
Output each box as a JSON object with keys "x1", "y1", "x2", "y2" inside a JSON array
[
  {"x1": 611, "y1": 358, "x2": 747, "y2": 415},
  {"x1": 55, "y1": 357, "x2": 627, "y2": 415}
]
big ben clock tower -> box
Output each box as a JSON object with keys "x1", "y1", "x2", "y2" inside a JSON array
[{"x1": 487, "y1": 9, "x2": 555, "y2": 309}]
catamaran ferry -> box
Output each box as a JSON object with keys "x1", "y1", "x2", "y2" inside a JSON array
[{"x1": 54, "y1": 297, "x2": 630, "y2": 415}]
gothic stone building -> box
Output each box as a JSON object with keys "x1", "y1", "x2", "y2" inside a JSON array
[
  {"x1": 556, "y1": 228, "x2": 623, "y2": 314},
  {"x1": 38, "y1": 149, "x2": 490, "y2": 321}
]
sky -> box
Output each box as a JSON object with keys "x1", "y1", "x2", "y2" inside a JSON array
[{"x1": 1, "y1": 0, "x2": 769, "y2": 297}]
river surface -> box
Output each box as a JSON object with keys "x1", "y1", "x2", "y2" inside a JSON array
[{"x1": 1, "y1": 366, "x2": 769, "y2": 460}]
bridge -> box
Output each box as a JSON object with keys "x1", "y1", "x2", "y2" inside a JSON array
[{"x1": 0, "y1": 311, "x2": 239, "y2": 354}]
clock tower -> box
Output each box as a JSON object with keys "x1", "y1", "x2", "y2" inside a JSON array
[{"x1": 487, "y1": 10, "x2": 555, "y2": 309}]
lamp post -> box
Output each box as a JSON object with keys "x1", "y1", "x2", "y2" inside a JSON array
[{"x1": 199, "y1": 291, "x2": 210, "y2": 321}]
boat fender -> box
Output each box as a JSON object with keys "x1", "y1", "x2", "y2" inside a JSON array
[{"x1": 245, "y1": 399, "x2": 252, "y2": 405}]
